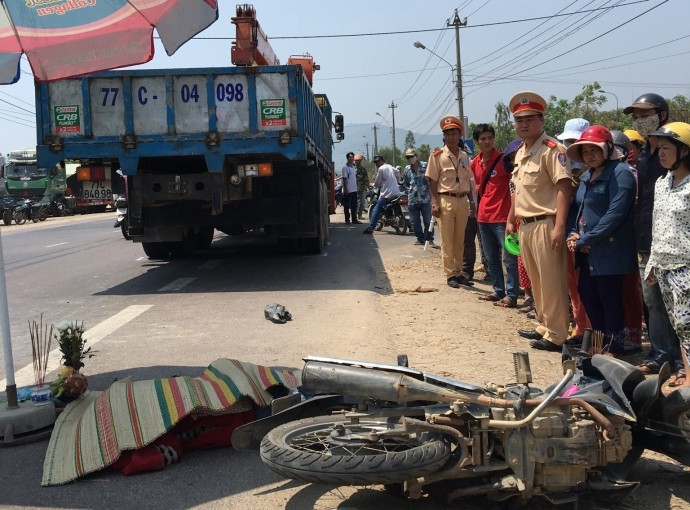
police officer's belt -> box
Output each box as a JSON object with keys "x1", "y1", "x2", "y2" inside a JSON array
[
  {"x1": 520, "y1": 215, "x2": 552, "y2": 224},
  {"x1": 439, "y1": 191, "x2": 469, "y2": 198}
]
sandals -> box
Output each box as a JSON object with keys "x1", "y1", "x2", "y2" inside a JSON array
[
  {"x1": 517, "y1": 297, "x2": 535, "y2": 313},
  {"x1": 494, "y1": 296, "x2": 517, "y2": 308},
  {"x1": 667, "y1": 370, "x2": 687, "y2": 388},
  {"x1": 636, "y1": 360, "x2": 661, "y2": 375},
  {"x1": 478, "y1": 293, "x2": 502, "y2": 302}
]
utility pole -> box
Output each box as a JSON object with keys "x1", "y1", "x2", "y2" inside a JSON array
[
  {"x1": 371, "y1": 125, "x2": 378, "y2": 157},
  {"x1": 448, "y1": 10, "x2": 467, "y2": 126},
  {"x1": 389, "y1": 101, "x2": 397, "y2": 166}
]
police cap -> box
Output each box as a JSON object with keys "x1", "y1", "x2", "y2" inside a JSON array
[
  {"x1": 439, "y1": 115, "x2": 464, "y2": 132},
  {"x1": 509, "y1": 91, "x2": 547, "y2": 118}
]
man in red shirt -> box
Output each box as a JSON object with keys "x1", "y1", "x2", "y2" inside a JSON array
[{"x1": 471, "y1": 124, "x2": 519, "y2": 307}]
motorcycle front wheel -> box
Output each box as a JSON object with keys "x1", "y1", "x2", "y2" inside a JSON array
[
  {"x1": 260, "y1": 415, "x2": 451, "y2": 485},
  {"x1": 13, "y1": 208, "x2": 26, "y2": 225},
  {"x1": 368, "y1": 205, "x2": 384, "y2": 231},
  {"x1": 2, "y1": 210, "x2": 12, "y2": 226}
]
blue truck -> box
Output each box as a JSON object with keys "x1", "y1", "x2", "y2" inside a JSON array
[{"x1": 34, "y1": 62, "x2": 340, "y2": 257}]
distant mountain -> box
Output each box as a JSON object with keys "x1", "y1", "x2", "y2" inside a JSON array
[{"x1": 332, "y1": 123, "x2": 442, "y2": 166}]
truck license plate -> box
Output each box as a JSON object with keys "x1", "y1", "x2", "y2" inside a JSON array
[{"x1": 84, "y1": 181, "x2": 112, "y2": 200}]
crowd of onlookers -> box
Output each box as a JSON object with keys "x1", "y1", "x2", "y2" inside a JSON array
[{"x1": 346, "y1": 90, "x2": 690, "y2": 394}]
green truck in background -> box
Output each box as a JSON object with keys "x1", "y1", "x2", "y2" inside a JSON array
[
  {"x1": 1, "y1": 149, "x2": 124, "y2": 214},
  {"x1": 1, "y1": 148, "x2": 66, "y2": 206}
]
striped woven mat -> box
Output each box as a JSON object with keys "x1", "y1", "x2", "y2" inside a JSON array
[{"x1": 42, "y1": 359, "x2": 301, "y2": 486}]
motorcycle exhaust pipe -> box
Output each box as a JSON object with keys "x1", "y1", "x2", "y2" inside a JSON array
[{"x1": 302, "y1": 361, "x2": 490, "y2": 405}]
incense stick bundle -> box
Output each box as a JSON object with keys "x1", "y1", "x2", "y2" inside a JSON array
[
  {"x1": 592, "y1": 330, "x2": 604, "y2": 355},
  {"x1": 29, "y1": 315, "x2": 53, "y2": 387}
]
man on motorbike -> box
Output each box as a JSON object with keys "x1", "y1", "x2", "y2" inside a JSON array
[{"x1": 363, "y1": 155, "x2": 402, "y2": 235}]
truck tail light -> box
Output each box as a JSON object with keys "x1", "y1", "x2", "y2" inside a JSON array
[
  {"x1": 76, "y1": 166, "x2": 90, "y2": 181},
  {"x1": 76, "y1": 166, "x2": 108, "y2": 181},
  {"x1": 258, "y1": 163, "x2": 273, "y2": 177},
  {"x1": 90, "y1": 167, "x2": 106, "y2": 180},
  {"x1": 239, "y1": 163, "x2": 273, "y2": 177}
]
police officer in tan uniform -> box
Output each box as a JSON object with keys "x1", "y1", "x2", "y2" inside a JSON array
[
  {"x1": 506, "y1": 92, "x2": 573, "y2": 351},
  {"x1": 426, "y1": 115, "x2": 474, "y2": 288}
]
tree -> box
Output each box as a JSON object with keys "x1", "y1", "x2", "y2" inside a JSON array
[
  {"x1": 494, "y1": 85, "x2": 690, "y2": 142},
  {"x1": 417, "y1": 144, "x2": 431, "y2": 162},
  {"x1": 494, "y1": 101, "x2": 515, "y2": 151},
  {"x1": 669, "y1": 95, "x2": 690, "y2": 123},
  {"x1": 404, "y1": 131, "x2": 415, "y2": 149}
]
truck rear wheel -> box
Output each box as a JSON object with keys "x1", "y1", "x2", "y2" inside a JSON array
[
  {"x1": 142, "y1": 242, "x2": 170, "y2": 259},
  {"x1": 196, "y1": 227, "x2": 214, "y2": 250},
  {"x1": 169, "y1": 229, "x2": 196, "y2": 257}
]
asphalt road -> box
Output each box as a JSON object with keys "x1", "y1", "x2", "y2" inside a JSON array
[{"x1": 0, "y1": 212, "x2": 447, "y2": 510}]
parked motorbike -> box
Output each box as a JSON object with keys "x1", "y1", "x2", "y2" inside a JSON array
[
  {"x1": 334, "y1": 177, "x2": 344, "y2": 209},
  {"x1": 12, "y1": 198, "x2": 49, "y2": 224},
  {"x1": 0, "y1": 196, "x2": 15, "y2": 226},
  {"x1": 368, "y1": 192, "x2": 408, "y2": 235},
  {"x1": 235, "y1": 344, "x2": 690, "y2": 506},
  {"x1": 113, "y1": 196, "x2": 130, "y2": 240}
]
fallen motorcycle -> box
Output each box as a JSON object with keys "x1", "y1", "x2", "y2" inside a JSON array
[{"x1": 236, "y1": 345, "x2": 690, "y2": 506}]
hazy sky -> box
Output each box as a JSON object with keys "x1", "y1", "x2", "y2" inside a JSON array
[{"x1": 2, "y1": 0, "x2": 688, "y2": 163}]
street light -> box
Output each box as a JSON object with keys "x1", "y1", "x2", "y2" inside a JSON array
[
  {"x1": 375, "y1": 112, "x2": 391, "y2": 128},
  {"x1": 415, "y1": 40, "x2": 463, "y2": 122},
  {"x1": 361, "y1": 135, "x2": 370, "y2": 160},
  {"x1": 598, "y1": 89, "x2": 620, "y2": 124}
]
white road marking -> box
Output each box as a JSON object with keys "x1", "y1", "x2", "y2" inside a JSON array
[
  {"x1": 45, "y1": 242, "x2": 68, "y2": 248},
  {"x1": 0, "y1": 304, "x2": 152, "y2": 388},
  {"x1": 157, "y1": 277, "x2": 197, "y2": 292}
]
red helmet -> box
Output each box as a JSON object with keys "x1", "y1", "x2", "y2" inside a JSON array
[
  {"x1": 578, "y1": 125, "x2": 613, "y2": 144},
  {"x1": 566, "y1": 125, "x2": 622, "y2": 164}
]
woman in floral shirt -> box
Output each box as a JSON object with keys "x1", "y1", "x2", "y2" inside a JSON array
[{"x1": 645, "y1": 122, "x2": 690, "y2": 390}]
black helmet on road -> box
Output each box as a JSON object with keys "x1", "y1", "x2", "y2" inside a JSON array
[{"x1": 623, "y1": 93, "x2": 669, "y2": 115}]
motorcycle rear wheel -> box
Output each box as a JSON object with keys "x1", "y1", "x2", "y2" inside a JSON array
[
  {"x1": 260, "y1": 415, "x2": 451, "y2": 485},
  {"x1": 393, "y1": 212, "x2": 408, "y2": 235},
  {"x1": 2, "y1": 210, "x2": 12, "y2": 226}
]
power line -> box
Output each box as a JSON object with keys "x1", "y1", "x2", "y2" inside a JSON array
[
  {"x1": 473, "y1": 0, "x2": 669, "y2": 92},
  {"x1": 187, "y1": 1, "x2": 655, "y2": 40}
]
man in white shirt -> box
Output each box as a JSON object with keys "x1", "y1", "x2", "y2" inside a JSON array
[
  {"x1": 341, "y1": 152, "x2": 360, "y2": 224},
  {"x1": 363, "y1": 155, "x2": 402, "y2": 234}
]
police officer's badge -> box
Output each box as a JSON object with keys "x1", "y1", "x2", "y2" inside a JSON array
[{"x1": 557, "y1": 153, "x2": 567, "y2": 166}]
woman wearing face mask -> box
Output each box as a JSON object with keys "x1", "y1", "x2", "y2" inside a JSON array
[
  {"x1": 623, "y1": 93, "x2": 682, "y2": 375},
  {"x1": 565, "y1": 126, "x2": 637, "y2": 356},
  {"x1": 644, "y1": 122, "x2": 690, "y2": 392}
]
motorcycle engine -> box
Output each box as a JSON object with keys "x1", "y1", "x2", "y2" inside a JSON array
[{"x1": 517, "y1": 407, "x2": 632, "y2": 491}]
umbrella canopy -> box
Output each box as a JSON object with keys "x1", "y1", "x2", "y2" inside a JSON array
[{"x1": 0, "y1": 0, "x2": 218, "y2": 84}]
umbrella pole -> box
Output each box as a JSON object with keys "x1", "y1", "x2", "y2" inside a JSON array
[{"x1": 0, "y1": 229, "x2": 18, "y2": 409}]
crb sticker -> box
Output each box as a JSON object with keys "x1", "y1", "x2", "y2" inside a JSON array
[{"x1": 557, "y1": 153, "x2": 567, "y2": 166}]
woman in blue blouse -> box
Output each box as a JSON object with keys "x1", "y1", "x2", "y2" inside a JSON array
[{"x1": 565, "y1": 126, "x2": 637, "y2": 355}]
